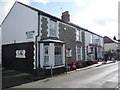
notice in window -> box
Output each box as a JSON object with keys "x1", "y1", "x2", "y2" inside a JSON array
[{"x1": 16, "y1": 50, "x2": 26, "y2": 58}]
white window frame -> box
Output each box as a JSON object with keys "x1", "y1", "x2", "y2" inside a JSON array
[
  {"x1": 66, "y1": 49, "x2": 72, "y2": 58},
  {"x1": 44, "y1": 45, "x2": 49, "y2": 66},
  {"x1": 76, "y1": 46, "x2": 81, "y2": 61},
  {"x1": 49, "y1": 19, "x2": 57, "y2": 37},
  {"x1": 76, "y1": 29, "x2": 82, "y2": 42},
  {"x1": 54, "y1": 45, "x2": 63, "y2": 65},
  {"x1": 91, "y1": 34, "x2": 93, "y2": 44}
]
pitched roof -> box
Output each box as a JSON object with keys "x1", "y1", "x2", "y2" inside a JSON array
[
  {"x1": 104, "y1": 36, "x2": 117, "y2": 43},
  {"x1": 1, "y1": 1, "x2": 103, "y2": 38}
]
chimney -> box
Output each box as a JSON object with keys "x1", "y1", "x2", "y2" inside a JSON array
[{"x1": 61, "y1": 11, "x2": 70, "y2": 22}]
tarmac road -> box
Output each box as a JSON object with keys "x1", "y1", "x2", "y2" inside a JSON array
[{"x1": 12, "y1": 61, "x2": 119, "y2": 88}]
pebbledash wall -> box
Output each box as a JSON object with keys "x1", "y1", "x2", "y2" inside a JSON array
[{"x1": 1, "y1": 2, "x2": 104, "y2": 74}]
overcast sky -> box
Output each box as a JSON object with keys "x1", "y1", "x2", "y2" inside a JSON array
[{"x1": 0, "y1": 0, "x2": 119, "y2": 39}]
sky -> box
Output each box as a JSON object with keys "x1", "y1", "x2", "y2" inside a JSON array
[{"x1": 0, "y1": 0, "x2": 119, "y2": 39}]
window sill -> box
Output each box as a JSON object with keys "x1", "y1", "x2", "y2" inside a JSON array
[
  {"x1": 43, "y1": 65, "x2": 50, "y2": 67},
  {"x1": 54, "y1": 64, "x2": 64, "y2": 67}
]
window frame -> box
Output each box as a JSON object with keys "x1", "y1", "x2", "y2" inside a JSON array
[
  {"x1": 76, "y1": 46, "x2": 81, "y2": 61},
  {"x1": 76, "y1": 29, "x2": 81, "y2": 42},
  {"x1": 49, "y1": 19, "x2": 57, "y2": 37}
]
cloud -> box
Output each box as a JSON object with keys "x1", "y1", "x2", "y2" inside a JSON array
[{"x1": 72, "y1": 0, "x2": 118, "y2": 39}]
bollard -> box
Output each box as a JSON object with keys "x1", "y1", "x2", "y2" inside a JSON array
[
  {"x1": 66, "y1": 61, "x2": 68, "y2": 73},
  {"x1": 51, "y1": 64, "x2": 53, "y2": 76}
]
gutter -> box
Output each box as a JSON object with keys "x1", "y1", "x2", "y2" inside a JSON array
[{"x1": 35, "y1": 12, "x2": 41, "y2": 69}]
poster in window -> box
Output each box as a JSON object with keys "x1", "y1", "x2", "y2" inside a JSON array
[{"x1": 16, "y1": 50, "x2": 26, "y2": 58}]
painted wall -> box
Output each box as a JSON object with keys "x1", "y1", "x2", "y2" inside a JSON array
[
  {"x1": 2, "y1": 2, "x2": 38, "y2": 45},
  {"x1": 2, "y1": 42, "x2": 34, "y2": 73},
  {"x1": 85, "y1": 31, "x2": 91, "y2": 46},
  {"x1": 104, "y1": 43, "x2": 118, "y2": 51},
  {"x1": 100, "y1": 37, "x2": 104, "y2": 47},
  {"x1": 92, "y1": 34, "x2": 100, "y2": 45}
]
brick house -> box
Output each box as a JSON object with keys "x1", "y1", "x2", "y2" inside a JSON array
[{"x1": 1, "y1": 1, "x2": 104, "y2": 75}]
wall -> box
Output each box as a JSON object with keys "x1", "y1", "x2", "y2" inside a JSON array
[
  {"x1": 100, "y1": 37, "x2": 104, "y2": 47},
  {"x1": 1, "y1": 2, "x2": 38, "y2": 71},
  {"x1": 0, "y1": 27, "x2": 1, "y2": 64},
  {"x1": 85, "y1": 31, "x2": 91, "y2": 46},
  {"x1": 2, "y1": 2, "x2": 38, "y2": 45},
  {"x1": 59, "y1": 22, "x2": 76, "y2": 63},
  {"x1": 104, "y1": 43, "x2": 118, "y2": 51},
  {"x1": 92, "y1": 34, "x2": 100, "y2": 45},
  {"x1": 2, "y1": 42, "x2": 35, "y2": 73},
  {"x1": 39, "y1": 15, "x2": 78, "y2": 63}
]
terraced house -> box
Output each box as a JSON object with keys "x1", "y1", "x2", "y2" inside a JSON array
[{"x1": 1, "y1": 1, "x2": 104, "y2": 75}]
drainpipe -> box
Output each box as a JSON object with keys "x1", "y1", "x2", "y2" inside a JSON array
[
  {"x1": 103, "y1": 38, "x2": 105, "y2": 60},
  {"x1": 35, "y1": 12, "x2": 41, "y2": 69}
]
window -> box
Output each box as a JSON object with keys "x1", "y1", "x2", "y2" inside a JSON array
[
  {"x1": 55, "y1": 46, "x2": 62, "y2": 65},
  {"x1": 91, "y1": 34, "x2": 93, "y2": 43},
  {"x1": 76, "y1": 29, "x2": 81, "y2": 41},
  {"x1": 66, "y1": 49, "x2": 72, "y2": 57},
  {"x1": 49, "y1": 20, "x2": 57, "y2": 37},
  {"x1": 44, "y1": 46, "x2": 49, "y2": 66},
  {"x1": 76, "y1": 46, "x2": 81, "y2": 61},
  {"x1": 44, "y1": 46, "x2": 49, "y2": 55},
  {"x1": 55, "y1": 46, "x2": 62, "y2": 55}
]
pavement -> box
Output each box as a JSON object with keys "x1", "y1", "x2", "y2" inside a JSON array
[{"x1": 67, "y1": 60, "x2": 116, "y2": 73}]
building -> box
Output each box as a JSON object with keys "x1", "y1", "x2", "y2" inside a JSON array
[
  {"x1": 0, "y1": 27, "x2": 1, "y2": 64},
  {"x1": 1, "y1": 2, "x2": 104, "y2": 75},
  {"x1": 104, "y1": 36, "x2": 119, "y2": 59}
]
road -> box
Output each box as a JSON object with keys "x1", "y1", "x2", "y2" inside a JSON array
[{"x1": 13, "y1": 61, "x2": 119, "y2": 88}]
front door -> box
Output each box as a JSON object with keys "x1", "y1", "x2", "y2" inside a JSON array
[{"x1": 95, "y1": 47, "x2": 97, "y2": 60}]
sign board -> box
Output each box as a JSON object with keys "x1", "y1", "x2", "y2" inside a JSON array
[
  {"x1": 94, "y1": 39, "x2": 99, "y2": 44},
  {"x1": 26, "y1": 31, "x2": 35, "y2": 39},
  {"x1": 16, "y1": 50, "x2": 26, "y2": 58}
]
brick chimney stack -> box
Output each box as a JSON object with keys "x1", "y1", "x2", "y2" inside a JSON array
[{"x1": 61, "y1": 11, "x2": 70, "y2": 22}]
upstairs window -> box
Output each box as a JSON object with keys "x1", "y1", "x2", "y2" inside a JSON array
[
  {"x1": 76, "y1": 29, "x2": 81, "y2": 42},
  {"x1": 91, "y1": 34, "x2": 93, "y2": 44},
  {"x1": 49, "y1": 20, "x2": 57, "y2": 37}
]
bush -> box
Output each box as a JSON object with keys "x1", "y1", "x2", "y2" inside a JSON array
[
  {"x1": 86, "y1": 61, "x2": 94, "y2": 66},
  {"x1": 76, "y1": 61, "x2": 82, "y2": 68}
]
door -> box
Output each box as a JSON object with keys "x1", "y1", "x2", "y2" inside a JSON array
[{"x1": 95, "y1": 47, "x2": 97, "y2": 60}]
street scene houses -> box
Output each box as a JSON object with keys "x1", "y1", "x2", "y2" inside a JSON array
[
  {"x1": 104, "y1": 36, "x2": 120, "y2": 60},
  {"x1": 1, "y1": 1, "x2": 104, "y2": 75}
]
